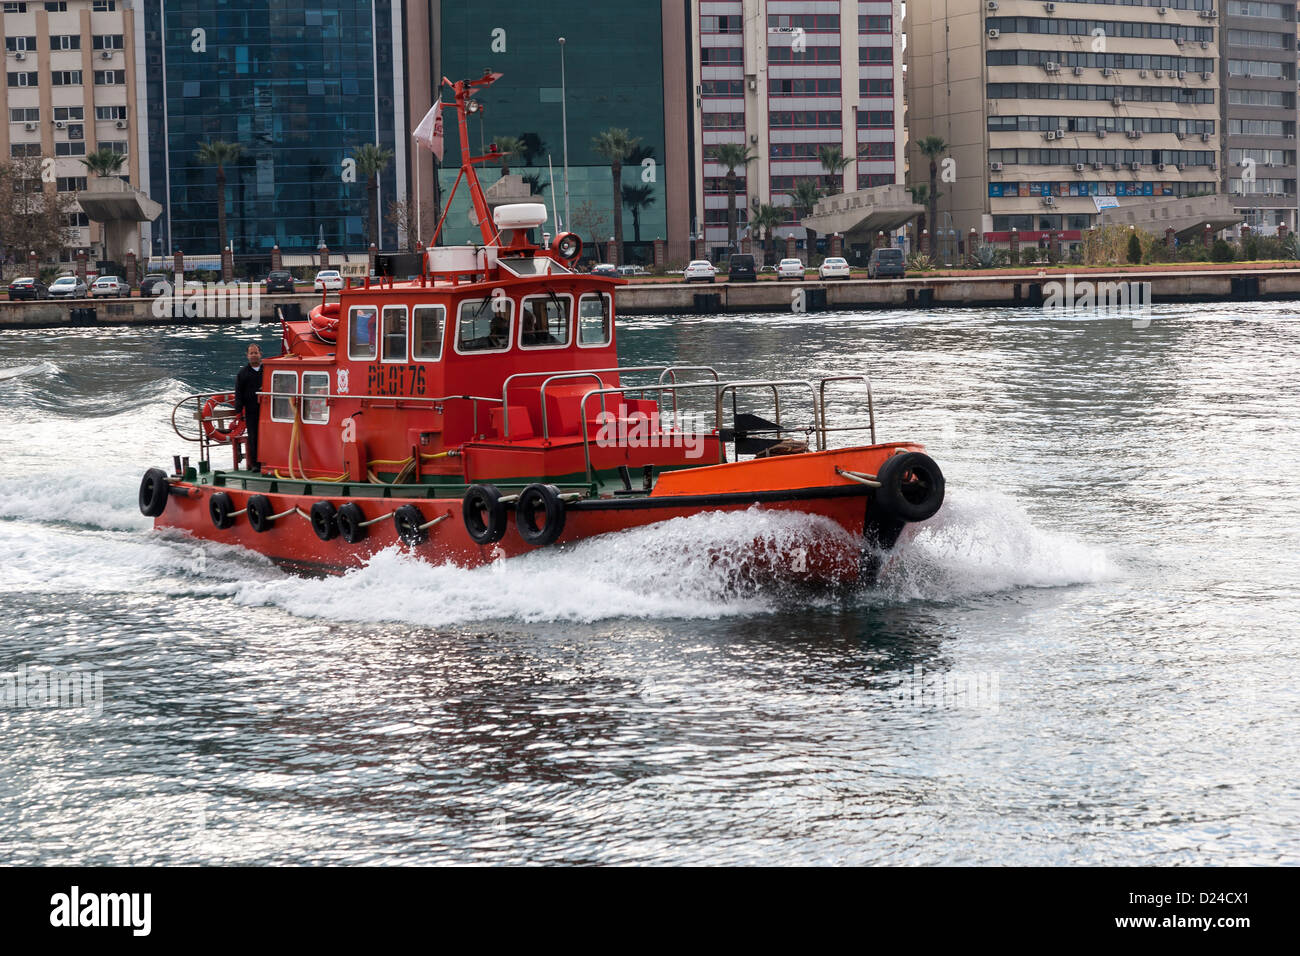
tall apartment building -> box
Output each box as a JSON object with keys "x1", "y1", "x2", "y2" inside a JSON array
[
  {"x1": 1, "y1": 0, "x2": 139, "y2": 263},
  {"x1": 692, "y1": 0, "x2": 907, "y2": 259},
  {"x1": 907, "y1": 0, "x2": 1227, "y2": 246},
  {"x1": 1221, "y1": 0, "x2": 1296, "y2": 233}
]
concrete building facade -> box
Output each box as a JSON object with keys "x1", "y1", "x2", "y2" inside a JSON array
[
  {"x1": 907, "y1": 0, "x2": 1228, "y2": 249},
  {"x1": 2, "y1": 0, "x2": 139, "y2": 263},
  {"x1": 691, "y1": 0, "x2": 907, "y2": 258}
]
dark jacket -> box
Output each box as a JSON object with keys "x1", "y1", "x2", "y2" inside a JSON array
[{"x1": 233, "y1": 363, "x2": 263, "y2": 423}]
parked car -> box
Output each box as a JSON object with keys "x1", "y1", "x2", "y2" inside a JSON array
[
  {"x1": 759, "y1": 265, "x2": 777, "y2": 274},
  {"x1": 727, "y1": 253, "x2": 757, "y2": 282},
  {"x1": 818, "y1": 256, "x2": 851, "y2": 280},
  {"x1": 7, "y1": 277, "x2": 48, "y2": 300},
  {"x1": 683, "y1": 259, "x2": 717, "y2": 283},
  {"x1": 139, "y1": 273, "x2": 172, "y2": 297},
  {"x1": 590, "y1": 263, "x2": 618, "y2": 276},
  {"x1": 776, "y1": 258, "x2": 805, "y2": 281},
  {"x1": 264, "y1": 270, "x2": 296, "y2": 294},
  {"x1": 313, "y1": 269, "x2": 344, "y2": 292},
  {"x1": 89, "y1": 275, "x2": 130, "y2": 298},
  {"x1": 47, "y1": 275, "x2": 88, "y2": 298},
  {"x1": 616, "y1": 264, "x2": 647, "y2": 276},
  {"x1": 868, "y1": 247, "x2": 906, "y2": 279}
]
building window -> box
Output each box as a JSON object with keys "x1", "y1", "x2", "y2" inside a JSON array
[
  {"x1": 63, "y1": 212, "x2": 89, "y2": 228},
  {"x1": 859, "y1": 47, "x2": 893, "y2": 64},
  {"x1": 53, "y1": 107, "x2": 84, "y2": 121},
  {"x1": 700, "y1": 47, "x2": 742, "y2": 66},
  {"x1": 7, "y1": 72, "x2": 38, "y2": 88},
  {"x1": 96, "y1": 106, "x2": 128, "y2": 121},
  {"x1": 768, "y1": 111, "x2": 842, "y2": 129},
  {"x1": 769, "y1": 46, "x2": 840, "y2": 64},
  {"x1": 5, "y1": 36, "x2": 37, "y2": 52},
  {"x1": 45, "y1": 2, "x2": 67, "y2": 11},
  {"x1": 412, "y1": 305, "x2": 445, "y2": 361},
  {"x1": 701, "y1": 15, "x2": 742, "y2": 33},
  {"x1": 701, "y1": 112, "x2": 744, "y2": 130},
  {"x1": 99, "y1": 140, "x2": 127, "y2": 155},
  {"x1": 768, "y1": 14, "x2": 839, "y2": 32},
  {"x1": 2, "y1": 3, "x2": 29, "y2": 13},
  {"x1": 859, "y1": 142, "x2": 896, "y2": 159},
  {"x1": 93, "y1": 0, "x2": 116, "y2": 9},
  {"x1": 51, "y1": 71, "x2": 83, "y2": 86},
  {"x1": 92, "y1": 35, "x2": 125, "y2": 50},
  {"x1": 53, "y1": 35, "x2": 81, "y2": 51},
  {"x1": 54, "y1": 142, "x2": 86, "y2": 156},
  {"x1": 701, "y1": 80, "x2": 743, "y2": 97},
  {"x1": 9, "y1": 108, "x2": 40, "y2": 123},
  {"x1": 858, "y1": 15, "x2": 892, "y2": 33},
  {"x1": 857, "y1": 111, "x2": 894, "y2": 129},
  {"x1": 10, "y1": 143, "x2": 42, "y2": 158},
  {"x1": 860, "y1": 78, "x2": 894, "y2": 96},
  {"x1": 66, "y1": 124, "x2": 84, "y2": 140},
  {"x1": 56, "y1": 176, "x2": 87, "y2": 192},
  {"x1": 769, "y1": 77, "x2": 841, "y2": 96},
  {"x1": 703, "y1": 176, "x2": 746, "y2": 194},
  {"x1": 94, "y1": 70, "x2": 126, "y2": 85}
]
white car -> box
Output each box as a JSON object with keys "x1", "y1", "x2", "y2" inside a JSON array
[
  {"x1": 88, "y1": 275, "x2": 129, "y2": 298},
  {"x1": 314, "y1": 269, "x2": 344, "y2": 291},
  {"x1": 683, "y1": 259, "x2": 717, "y2": 283},
  {"x1": 776, "y1": 258, "x2": 805, "y2": 281},
  {"x1": 48, "y1": 275, "x2": 88, "y2": 298},
  {"x1": 818, "y1": 257, "x2": 851, "y2": 280}
]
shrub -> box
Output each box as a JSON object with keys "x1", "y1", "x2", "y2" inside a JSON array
[
  {"x1": 1126, "y1": 232, "x2": 1142, "y2": 264},
  {"x1": 906, "y1": 252, "x2": 936, "y2": 272},
  {"x1": 1210, "y1": 238, "x2": 1235, "y2": 262}
]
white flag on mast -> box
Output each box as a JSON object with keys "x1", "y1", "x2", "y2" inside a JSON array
[{"x1": 412, "y1": 103, "x2": 444, "y2": 161}]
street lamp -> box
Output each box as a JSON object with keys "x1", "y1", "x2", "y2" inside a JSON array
[{"x1": 558, "y1": 37, "x2": 571, "y2": 232}]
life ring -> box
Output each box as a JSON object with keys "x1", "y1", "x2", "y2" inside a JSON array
[
  {"x1": 515, "y1": 483, "x2": 566, "y2": 547},
  {"x1": 310, "y1": 302, "x2": 341, "y2": 343},
  {"x1": 462, "y1": 484, "x2": 507, "y2": 545},
  {"x1": 202, "y1": 393, "x2": 246, "y2": 443},
  {"x1": 874, "y1": 452, "x2": 945, "y2": 523},
  {"x1": 138, "y1": 468, "x2": 169, "y2": 517}
]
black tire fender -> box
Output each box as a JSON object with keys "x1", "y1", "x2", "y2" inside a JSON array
[
  {"x1": 393, "y1": 504, "x2": 428, "y2": 546},
  {"x1": 515, "y1": 483, "x2": 566, "y2": 547},
  {"x1": 874, "y1": 452, "x2": 945, "y2": 523},
  {"x1": 310, "y1": 501, "x2": 339, "y2": 542},
  {"x1": 138, "y1": 468, "x2": 170, "y2": 517},
  {"x1": 462, "y1": 484, "x2": 507, "y2": 545},
  {"x1": 336, "y1": 502, "x2": 367, "y2": 544},
  {"x1": 209, "y1": 491, "x2": 236, "y2": 529},
  {"x1": 246, "y1": 494, "x2": 275, "y2": 533}
]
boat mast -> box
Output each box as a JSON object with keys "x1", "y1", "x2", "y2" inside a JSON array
[{"x1": 446, "y1": 71, "x2": 501, "y2": 248}]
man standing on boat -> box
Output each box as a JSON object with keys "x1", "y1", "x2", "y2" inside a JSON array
[{"x1": 233, "y1": 343, "x2": 263, "y2": 472}]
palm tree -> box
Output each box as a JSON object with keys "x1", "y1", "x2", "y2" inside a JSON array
[
  {"x1": 818, "y1": 144, "x2": 850, "y2": 194},
  {"x1": 81, "y1": 147, "x2": 126, "y2": 178},
  {"x1": 749, "y1": 201, "x2": 785, "y2": 265},
  {"x1": 352, "y1": 143, "x2": 393, "y2": 249},
  {"x1": 520, "y1": 173, "x2": 550, "y2": 197},
  {"x1": 916, "y1": 136, "x2": 949, "y2": 256},
  {"x1": 907, "y1": 184, "x2": 932, "y2": 251},
  {"x1": 790, "y1": 178, "x2": 823, "y2": 259},
  {"x1": 491, "y1": 136, "x2": 523, "y2": 175},
  {"x1": 591, "y1": 127, "x2": 640, "y2": 265},
  {"x1": 709, "y1": 143, "x2": 756, "y2": 251},
  {"x1": 518, "y1": 132, "x2": 547, "y2": 167},
  {"x1": 622, "y1": 184, "x2": 655, "y2": 243},
  {"x1": 196, "y1": 140, "x2": 243, "y2": 259}
]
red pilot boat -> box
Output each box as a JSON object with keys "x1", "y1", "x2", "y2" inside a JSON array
[{"x1": 139, "y1": 71, "x2": 944, "y2": 582}]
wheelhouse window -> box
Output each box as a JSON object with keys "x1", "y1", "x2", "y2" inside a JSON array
[
  {"x1": 578, "y1": 293, "x2": 612, "y2": 347},
  {"x1": 301, "y1": 372, "x2": 329, "y2": 424},
  {"x1": 412, "y1": 305, "x2": 445, "y2": 361},
  {"x1": 270, "y1": 371, "x2": 297, "y2": 423},
  {"x1": 456, "y1": 296, "x2": 512, "y2": 353},
  {"x1": 348, "y1": 306, "x2": 377, "y2": 360},
  {"x1": 519, "y1": 294, "x2": 571, "y2": 349},
  {"x1": 381, "y1": 305, "x2": 407, "y2": 362}
]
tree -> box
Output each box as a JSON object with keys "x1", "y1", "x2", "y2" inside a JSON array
[
  {"x1": 1126, "y1": 231, "x2": 1142, "y2": 264},
  {"x1": 517, "y1": 132, "x2": 547, "y2": 167},
  {"x1": 591, "y1": 127, "x2": 640, "y2": 265},
  {"x1": 818, "y1": 144, "x2": 850, "y2": 194},
  {"x1": 491, "y1": 136, "x2": 523, "y2": 175},
  {"x1": 916, "y1": 136, "x2": 949, "y2": 256},
  {"x1": 0, "y1": 158, "x2": 76, "y2": 272},
  {"x1": 790, "y1": 178, "x2": 823, "y2": 258},
  {"x1": 197, "y1": 139, "x2": 244, "y2": 257},
  {"x1": 81, "y1": 147, "x2": 126, "y2": 178},
  {"x1": 520, "y1": 173, "x2": 551, "y2": 197},
  {"x1": 386, "y1": 198, "x2": 419, "y2": 252},
  {"x1": 571, "y1": 199, "x2": 608, "y2": 263},
  {"x1": 749, "y1": 200, "x2": 785, "y2": 265},
  {"x1": 907, "y1": 183, "x2": 933, "y2": 247},
  {"x1": 709, "y1": 143, "x2": 756, "y2": 251},
  {"x1": 622, "y1": 184, "x2": 655, "y2": 243},
  {"x1": 352, "y1": 143, "x2": 393, "y2": 249}
]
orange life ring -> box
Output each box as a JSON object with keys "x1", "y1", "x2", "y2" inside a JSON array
[
  {"x1": 310, "y1": 302, "x2": 341, "y2": 343},
  {"x1": 202, "y1": 393, "x2": 246, "y2": 443}
]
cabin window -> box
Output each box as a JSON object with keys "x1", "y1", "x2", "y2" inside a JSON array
[
  {"x1": 578, "y1": 293, "x2": 612, "y2": 347},
  {"x1": 270, "y1": 371, "x2": 297, "y2": 423},
  {"x1": 456, "y1": 296, "x2": 513, "y2": 353},
  {"x1": 412, "y1": 305, "x2": 445, "y2": 361},
  {"x1": 302, "y1": 371, "x2": 329, "y2": 424},
  {"x1": 348, "y1": 306, "x2": 377, "y2": 360},
  {"x1": 519, "y1": 294, "x2": 571, "y2": 349},
  {"x1": 381, "y1": 305, "x2": 408, "y2": 362}
]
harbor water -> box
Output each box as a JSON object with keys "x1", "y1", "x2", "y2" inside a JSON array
[{"x1": 0, "y1": 303, "x2": 1296, "y2": 865}]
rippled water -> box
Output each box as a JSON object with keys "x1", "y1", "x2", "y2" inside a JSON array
[{"x1": 0, "y1": 305, "x2": 1296, "y2": 865}]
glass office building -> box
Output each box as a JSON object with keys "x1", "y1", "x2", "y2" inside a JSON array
[
  {"x1": 138, "y1": 1, "x2": 405, "y2": 256},
  {"x1": 435, "y1": 2, "x2": 678, "y2": 258}
]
